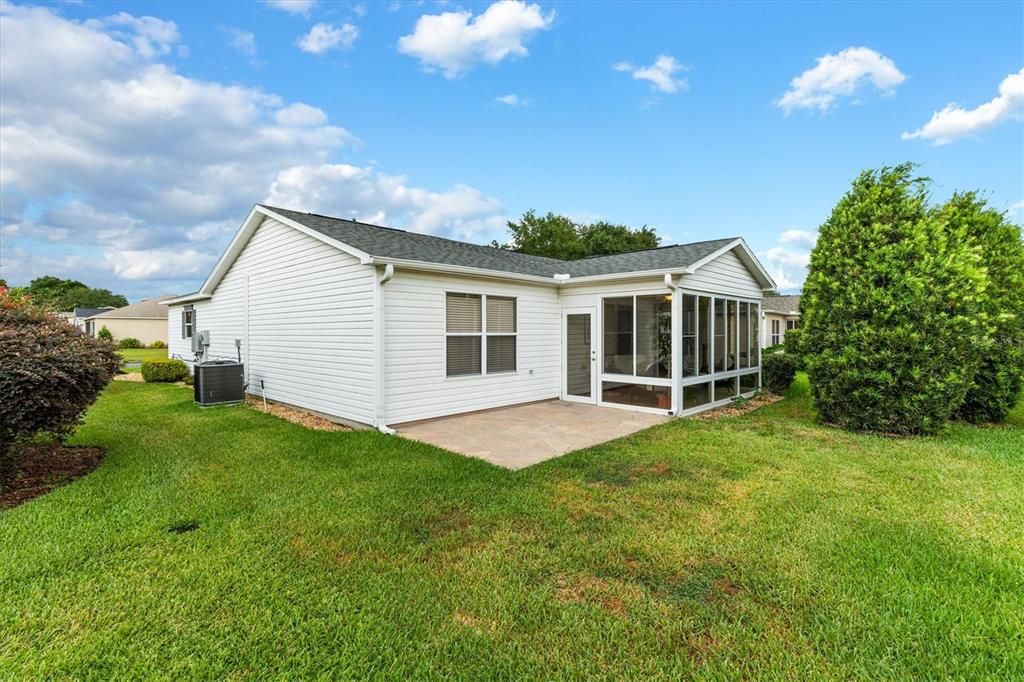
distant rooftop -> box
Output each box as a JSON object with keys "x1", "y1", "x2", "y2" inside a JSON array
[
  {"x1": 763, "y1": 294, "x2": 801, "y2": 315},
  {"x1": 89, "y1": 295, "x2": 179, "y2": 319}
]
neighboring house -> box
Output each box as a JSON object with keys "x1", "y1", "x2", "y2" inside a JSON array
[
  {"x1": 66, "y1": 306, "x2": 114, "y2": 331},
  {"x1": 761, "y1": 295, "x2": 801, "y2": 348},
  {"x1": 86, "y1": 297, "x2": 173, "y2": 345},
  {"x1": 164, "y1": 205, "x2": 776, "y2": 431}
]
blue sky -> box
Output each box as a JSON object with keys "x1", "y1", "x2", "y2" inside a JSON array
[{"x1": 1, "y1": 0, "x2": 1021, "y2": 299}]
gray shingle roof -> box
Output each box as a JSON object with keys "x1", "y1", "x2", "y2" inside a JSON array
[
  {"x1": 90, "y1": 296, "x2": 177, "y2": 319},
  {"x1": 262, "y1": 205, "x2": 737, "y2": 279},
  {"x1": 762, "y1": 294, "x2": 801, "y2": 314}
]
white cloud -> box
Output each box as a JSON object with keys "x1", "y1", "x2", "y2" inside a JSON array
[
  {"x1": 0, "y1": 2, "x2": 507, "y2": 294},
  {"x1": 225, "y1": 28, "x2": 257, "y2": 57},
  {"x1": 352, "y1": 3, "x2": 366, "y2": 18},
  {"x1": 297, "y1": 22, "x2": 359, "y2": 54},
  {"x1": 398, "y1": 0, "x2": 554, "y2": 78},
  {"x1": 494, "y1": 93, "x2": 529, "y2": 106},
  {"x1": 902, "y1": 68, "x2": 1024, "y2": 145},
  {"x1": 778, "y1": 229, "x2": 818, "y2": 250},
  {"x1": 266, "y1": 164, "x2": 505, "y2": 241},
  {"x1": 777, "y1": 46, "x2": 905, "y2": 114},
  {"x1": 760, "y1": 230, "x2": 818, "y2": 291},
  {"x1": 265, "y1": 0, "x2": 317, "y2": 16},
  {"x1": 613, "y1": 54, "x2": 687, "y2": 94},
  {"x1": 105, "y1": 248, "x2": 217, "y2": 280},
  {"x1": 85, "y1": 12, "x2": 179, "y2": 59}
]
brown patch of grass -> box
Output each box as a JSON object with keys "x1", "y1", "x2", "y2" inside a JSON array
[
  {"x1": 554, "y1": 574, "x2": 638, "y2": 617},
  {"x1": 245, "y1": 396, "x2": 350, "y2": 432},
  {"x1": 1, "y1": 444, "x2": 105, "y2": 509},
  {"x1": 453, "y1": 611, "x2": 498, "y2": 634},
  {"x1": 113, "y1": 372, "x2": 145, "y2": 382}
]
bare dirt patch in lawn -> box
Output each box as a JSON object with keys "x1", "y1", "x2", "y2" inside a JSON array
[
  {"x1": 245, "y1": 396, "x2": 350, "y2": 431},
  {"x1": 1, "y1": 444, "x2": 105, "y2": 509},
  {"x1": 113, "y1": 372, "x2": 145, "y2": 382}
]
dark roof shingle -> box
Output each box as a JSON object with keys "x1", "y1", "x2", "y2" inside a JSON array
[{"x1": 262, "y1": 205, "x2": 737, "y2": 279}]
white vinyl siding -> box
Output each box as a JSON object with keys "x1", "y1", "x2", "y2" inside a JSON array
[
  {"x1": 679, "y1": 249, "x2": 762, "y2": 299},
  {"x1": 385, "y1": 271, "x2": 559, "y2": 424},
  {"x1": 166, "y1": 216, "x2": 376, "y2": 425}
]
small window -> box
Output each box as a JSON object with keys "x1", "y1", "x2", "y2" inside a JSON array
[
  {"x1": 445, "y1": 293, "x2": 517, "y2": 377},
  {"x1": 182, "y1": 306, "x2": 195, "y2": 339},
  {"x1": 786, "y1": 319, "x2": 798, "y2": 331},
  {"x1": 770, "y1": 319, "x2": 780, "y2": 346}
]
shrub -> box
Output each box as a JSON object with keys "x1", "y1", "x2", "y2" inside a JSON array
[
  {"x1": 0, "y1": 289, "x2": 120, "y2": 476},
  {"x1": 800, "y1": 164, "x2": 989, "y2": 435},
  {"x1": 150, "y1": 340, "x2": 167, "y2": 349},
  {"x1": 118, "y1": 337, "x2": 143, "y2": 349},
  {"x1": 97, "y1": 325, "x2": 113, "y2": 341},
  {"x1": 784, "y1": 327, "x2": 805, "y2": 370},
  {"x1": 941, "y1": 193, "x2": 1024, "y2": 423},
  {"x1": 763, "y1": 352, "x2": 799, "y2": 394},
  {"x1": 141, "y1": 359, "x2": 189, "y2": 383}
]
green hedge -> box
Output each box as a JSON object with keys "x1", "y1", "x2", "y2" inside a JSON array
[
  {"x1": 118, "y1": 337, "x2": 143, "y2": 349},
  {"x1": 763, "y1": 353, "x2": 799, "y2": 395},
  {"x1": 141, "y1": 359, "x2": 189, "y2": 383},
  {"x1": 149, "y1": 340, "x2": 167, "y2": 349}
]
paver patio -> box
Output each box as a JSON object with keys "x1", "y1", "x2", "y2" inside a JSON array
[{"x1": 395, "y1": 400, "x2": 669, "y2": 469}]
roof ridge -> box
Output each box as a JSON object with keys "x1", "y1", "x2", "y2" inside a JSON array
[
  {"x1": 259, "y1": 204, "x2": 570, "y2": 265},
  {"x1": 573, "y1": 236, "x2": 740, "y2": 262}
]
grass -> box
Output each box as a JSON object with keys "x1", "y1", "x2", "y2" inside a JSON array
[
  {"x1": 118, "y1": 347, "x2": 168, "y2": 364},
  {"x1": 1, "y1": 375, "x2": 1022, "y2": 679}
]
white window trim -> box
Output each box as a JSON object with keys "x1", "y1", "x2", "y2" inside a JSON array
[{"x1": 444, "y1": 292, "x2": 518, "y2": 379}]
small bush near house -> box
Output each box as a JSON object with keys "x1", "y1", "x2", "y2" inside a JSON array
[
  {"x1": 800, "y1": 164, "x2": 988, "y2": 435},
  {"x1": 0, "y1": 288, "x2": 120, "y2": 477},
  {"x1": 141, "y1": 359, "x2": 189, "y2": 383},
  {"x1": 784, "y1": 327, "x2": 805, "y2": 370},
  {"x1": 118, "y1": 337, "x2": 143, "y2": 349},
  {"x1": 149, "y1": 340, "x2": 167, "y2": 349},
  {"x1": 941, "y1": 193, "x2": 1024, "y2": 424},
  {"x1": 763, "y1": 352, "x2": 799, "y2": 394},
  {"x1": 97, "y1": 326, "x2": 113, "y2": 341}
]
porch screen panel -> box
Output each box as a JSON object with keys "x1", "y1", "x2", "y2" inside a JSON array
[
  {"x1": 698, "y1": 296, "x2": 712, "y2": 375},
  {"x1": 727, "y1": 300, "x2": 737, "y2": 371},
  {"x1": 682, "y1": 294, "x2": 697, "y2": 377},
  {"x1": 636, "y1": 295, "x2": 671, "y2": 378},
  {"x1": 714, "y1": 299, "x2": 727, "y2": 372},
  {"x1": 750, "y1": 304, "x2": 760, "y2": 366},
  {"x1": 739, "y1": 302, "x2": 750, "y2": 369},
  {"x1": 603, "y1": 297, "x2": 633, "y2": 375}
]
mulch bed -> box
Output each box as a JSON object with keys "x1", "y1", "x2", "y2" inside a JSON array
[
  {"x1": 245, "y1": 395, "x2": 351, "y2": 432},
  {"x1": 691, "y1": 392, "x2": 783, "y2": 421},
  {"x1": 1, "y1": 444, "x2": 105, "y2": 509}
]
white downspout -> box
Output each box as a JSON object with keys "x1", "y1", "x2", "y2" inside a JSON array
[{"x1": 375, "y1": 264, "x2": 396, "y2": 435}]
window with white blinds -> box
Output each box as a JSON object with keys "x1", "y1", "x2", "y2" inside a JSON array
[{"x1": 445, "y1": 293, "x2": 517, "y2": 376}]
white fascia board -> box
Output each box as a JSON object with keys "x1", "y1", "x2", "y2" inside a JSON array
[
  {"x1": 556, "y1": 268, "x2": 690, "y2": 286},
  {"x1": 368, "y1": 257, "x2": 557, "y2": 285},
  {"x1": 687, "y1": 238, "x2": 777, "y2": 291},
  {"x1": 160, "y1": 294, "x2": 211, "y2": 306}
]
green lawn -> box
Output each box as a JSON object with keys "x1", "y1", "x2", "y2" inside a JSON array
[
  {"x1": 118, "y1": 347, "x2": 168, "y2": 364},
  {"x1": 2, "y1": 377, "x2": 1022, "y2": 678}
]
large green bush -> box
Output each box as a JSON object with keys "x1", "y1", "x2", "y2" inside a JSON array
[
  {"x1": 941, "y1": 193, "x2": 1024, "y2": 423},
  {"x1": 0, "y1": 289, "x2": 120, "y2": 475},
  {"x1": 149, "y1": 340, "x2": 167, "y2": 349},
  {"x1": 97, "y1": 325, "x2": 113, "y2": 341},
  {"x1": 118, "y1": 337, "x2": 143, "y2": 349},
  {"x1": 763, "y1": 352, "x2": 799, "y2": 394},
  {"x1": 141, "y1": 359, "x2": 189, "y2": 383},
  {"x1": 800, "y1": 164, "x2": 989, "y2": 435}
]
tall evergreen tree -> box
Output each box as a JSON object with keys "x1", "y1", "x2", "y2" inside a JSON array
[{"x1": 800, "y1": 164, "x2": 989, "y2": 434}]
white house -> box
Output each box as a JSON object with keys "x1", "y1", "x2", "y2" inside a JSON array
[{"x1": 163, "y1": 205, "x2": 776, "y2": 432}]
